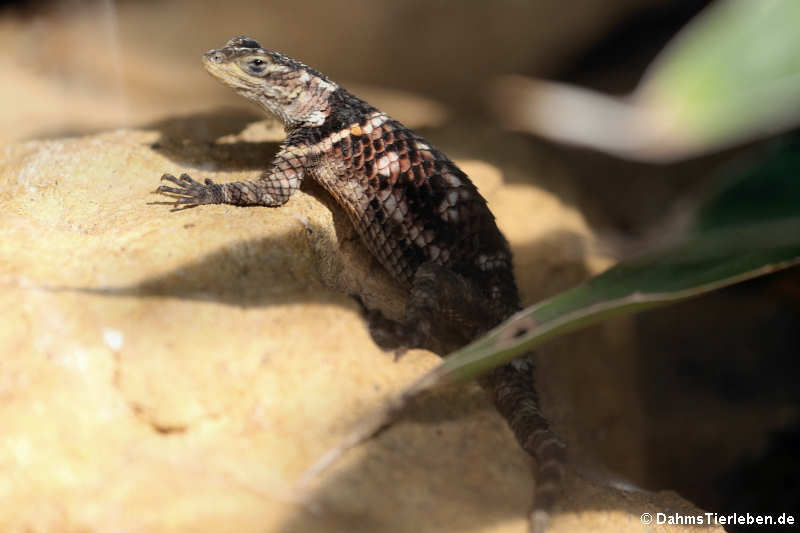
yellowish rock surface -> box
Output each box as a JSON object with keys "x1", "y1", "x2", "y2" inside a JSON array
[{"x1": 0, "y1": 120, "x2": 720, "y2": 533}]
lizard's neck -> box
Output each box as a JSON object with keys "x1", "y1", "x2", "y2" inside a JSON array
[{"x1": 259, "y1": 73, "x2": 338, "y2": 129}]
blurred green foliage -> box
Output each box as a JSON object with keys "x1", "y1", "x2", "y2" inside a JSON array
[
  {"x1": 639, "y1": 0, "x2": 800, "y2": 153},
  {"x1": 427, "y1": 133, "x2": 800, "y2": 385}
]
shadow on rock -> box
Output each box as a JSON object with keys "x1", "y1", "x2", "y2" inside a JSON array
[
  {"x1": 147, "y1": 107, "x2": 284, "y2": 172},
  {"x1": 65, "y1": 227, "x2": 340, "y2": 308}
]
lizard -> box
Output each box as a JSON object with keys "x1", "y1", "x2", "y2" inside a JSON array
[{"x1": 156, "y1": 36, "x2": 566, "y2": 531}]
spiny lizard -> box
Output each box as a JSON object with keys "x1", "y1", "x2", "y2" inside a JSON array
[{"x1": 156, "y1": 36, "x2": 566, "y2": 531}]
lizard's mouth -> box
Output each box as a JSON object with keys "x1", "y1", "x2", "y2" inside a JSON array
[{"x1": 202, "y1": 49, "x2": 246, "y2": 89}]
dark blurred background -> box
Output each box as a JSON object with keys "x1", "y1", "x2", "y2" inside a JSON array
[{"x1": 2, "y1": 1, "x2": 796, "y2": 531}]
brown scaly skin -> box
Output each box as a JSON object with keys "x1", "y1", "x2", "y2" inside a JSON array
[{"x1": 157, "y1": 36, "x2": 566, "y2": 531}]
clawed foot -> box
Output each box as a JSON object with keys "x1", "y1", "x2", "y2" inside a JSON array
[
  {"x1": 351, "y1": 294, "x2": 417, "y2": 359},
  {"x1": 155, "y1": 173, "x2": 222, "y2": 208},
  {"x1": 369, "y1": 312, "x2": 413, "y2": 360}
]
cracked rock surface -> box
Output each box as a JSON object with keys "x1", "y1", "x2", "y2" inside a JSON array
[{"x1": 0, "y1": 118, "x2": 721, "y2": 533}]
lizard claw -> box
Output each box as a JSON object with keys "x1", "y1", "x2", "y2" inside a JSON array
[
  {"x1": 352, "y1": 296, "x2": 416, "y2": 357},
  {"x1": 392, "y1": 346, "x2": 410, "y2": 361},
  {"x1": 156, "y1": 173, "x2": 222, "y2": 206}
]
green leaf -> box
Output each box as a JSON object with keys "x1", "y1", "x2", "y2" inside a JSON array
[
  {"x1": 425, "y1": 136, "x2": 800, "y2": 385},
  {"x1": 693, "y1": 138, "x2": 800, "y2": 231},
  {"x1": 636, "y1": 0, "x2": 800, "y2": 155},
  {"x1": 492, "y1": 0, "x2": 800, "y2": 161}
]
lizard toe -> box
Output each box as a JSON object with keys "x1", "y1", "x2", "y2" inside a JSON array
[
  {"x1": 178, "y1": 173, "x2": 204, "y2": 186},
  {"x1": 160, "y1": 173, "x2": 183, "y2": 186},
  {"x1": 155, "y1": 185, "x2": 190, "y2": 196}
]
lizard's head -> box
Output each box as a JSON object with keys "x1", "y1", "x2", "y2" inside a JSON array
[{"x1": 203, "y1": 36, "x2": 337, "y2": 127}]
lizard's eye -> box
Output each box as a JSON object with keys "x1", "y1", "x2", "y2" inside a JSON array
[{"x1": 245, "y1": 57, "x2": 268, "y2": 75}]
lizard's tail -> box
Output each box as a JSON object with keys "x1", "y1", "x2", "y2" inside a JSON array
[{"x1": 483, "y1": 356, "x2": 566, "y2": 533}]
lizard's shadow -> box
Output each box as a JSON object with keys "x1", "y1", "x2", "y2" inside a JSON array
[{"x1": 146, "y1": 107, "x2": 285, "y2": 172}]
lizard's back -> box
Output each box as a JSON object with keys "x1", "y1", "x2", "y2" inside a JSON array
[{"x1": 305, "y1": 88, "x2": 520, "y2": 318}]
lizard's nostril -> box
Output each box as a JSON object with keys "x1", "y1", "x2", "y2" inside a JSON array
[{"x1": 204, "y1": 50, "x2": 224, "y2": 63}]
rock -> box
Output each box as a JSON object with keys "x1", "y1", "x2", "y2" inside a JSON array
[{"x1": 0, "y1": 118, "x2": 720, "y2": 533}]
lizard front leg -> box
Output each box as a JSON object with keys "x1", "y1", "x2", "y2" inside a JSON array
[{"x1": 157, "y1": 143, "x2": 309, "y2": 208}]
